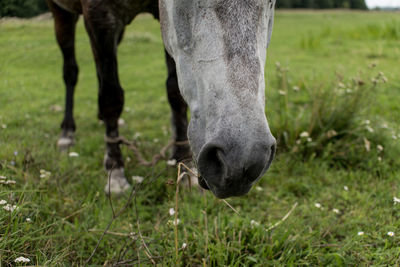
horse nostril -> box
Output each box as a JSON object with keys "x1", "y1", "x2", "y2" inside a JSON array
[
  {"x1": 245, "y1": 142, "x2": 276, "y2": 183},
  {"x1": 197, "y1": 144, "x2": 227, "y2": 187},
  {"x1": 268, "y1": 143, "x2": 276, "y2": 167}
]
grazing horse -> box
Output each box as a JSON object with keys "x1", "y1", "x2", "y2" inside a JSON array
[{"x1": 47, "y1": 0, "x2": 277, "y2": 199}]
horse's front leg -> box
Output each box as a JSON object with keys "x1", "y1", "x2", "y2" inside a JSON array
[
  {"x1": 83, "y1": 10, "x2": 129, "y2": 195},
  {"x1": 164, "y1": 50, "x2": 192, "y2": 163},
  {"x1": 47, "y1": 0, "x2": 79, "y2": 150}
]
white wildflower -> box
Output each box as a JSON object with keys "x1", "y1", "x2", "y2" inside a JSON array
[
  {"x1": 26, "y1": 218, "x2": 32, "y2": 222},
  {"x1": 378, "y1": 157, "x2": 382, "y2": 162},
  {"x1": 387, "y1": 231, "x2": 395, "y2": 237},
  {"x1": 392, "y1": 135, "x2": 397, "y2": 140},
  {"x1": 6, "y1": 180, "x2": 16, "y2": 185},
  {"x1": 278, "y1": 90, "x2": 287, "y2": 95},
  {"x1": 167, "y1": 159, "x2": 177, "y2": 166},
  {"x1": 133, "y1": 132, "x2": 141, "y2": 139},
  {"x1": 50, "y1": 105, "x2": 62, "y2": 112},
  {"x1": 377, "y1": 145, "x2": 384, "y2": 152},
  {"x1": 292, "y1": 86, "x2": 300, "y2": 91},
  {"x1": 118, "y1": 118, "x2": 125, "y2": 126},
  {"x1": 0, "y1": 175, "x2": 6, "y2": 180},
  {"x1": 364, "y1": 138, "x2": 371, "y2": 152},
  {"x1": 300, "y1": 132, "x2": 309, "y2": 138},
  {"x1": 250, "y1": 220, "x2": 260, "y2": 227},
  {"x1": 357, "y1": 231, "x2": 364, "y2": 236},
  {"x1": 338, "y1": 82, "x2": 346, "y2": 88},
  {"x1": 168, "y1": 218, "x2": 181, "y2": 226},
  {"x1": 182, "y1": 243, "x2": 187, "y2": 249},
  {"x1": 68, "y1": 152, "x2": 79, "y2": 157},
  {"x1": 326, "y1": 130, "x2": 338, "y2": 138},
  {"x1": 296, "y1": 139, "x2": 301, "y2": 145},
  {"x1": 344, "y1": 186, "x2": 349, "y2": 191},
  {"x1": 14, "y1": 257, "x2": 30, "y2": 263},
  {"x1": 366, "y1": 126, "x2": 374, "y2": 133},
  {"x1": 0, "y1": 200, "x2": 7, "y2": 205},
  {"x1": 169, "y1": 208, "x2": 175, "y2": 216},
  {"x1": 364, "y1": 120, "x2": 370, "y2": 125},
  {"x1": 394, "y1": 197, "x2": 400, "y2": 204},
  {"x1": 307, "y1": 137, "x2": 312, "y2": 143},
  {"x1": 3, "y1": 204, "x2": 17, "y2": 212},
  {"x1": 314, "y1": 203, "x2": 322, "y2": 209},
  {"x1": 126, "y1": 157, "x2": 131, "y2": 162},
  {"x1": 39, "y1": 170, "x2": 51, "y2": 179},
  {"x1": 332, "y1": 209, "x2": 340, "y2": 214},
  {"x1": 255, "y1": 186, "x2": 263, "y2": 192},
  {"x1": 1, "y1": 124, "x2": 7, "y2": 129},
  {"x1": 132, "y1": 176, "x2": 144, "y2": 183}
]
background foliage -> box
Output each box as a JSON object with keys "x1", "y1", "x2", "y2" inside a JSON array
[
  {"x1": 0, "y1": 0, "x2": 47, "y2": 18},
  {"x1": 277, "y1": 0, "x2": 367, "y2": 9},
  {"x1": 0, "y1": 0, "x2": 368, "y2": 18}
]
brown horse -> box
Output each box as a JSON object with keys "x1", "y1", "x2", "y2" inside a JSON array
[{"x1": 47, "y1": 0, "x2": 277, "y2": 198}]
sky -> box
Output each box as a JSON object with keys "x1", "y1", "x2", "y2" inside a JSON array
[{"x1": 365, "y1": 0, "x2": 400, "y2": 8}]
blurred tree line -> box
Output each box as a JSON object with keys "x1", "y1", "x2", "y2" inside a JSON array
[
  {"x1": 0, "y1": 0, "x2": 48, "y2": 18},
  {"x1": 277, "y1": 0, "x2": 367, "y2": 9},
  {"x1": 0, "y1": 0, "x2": 368, "y2": 18}
]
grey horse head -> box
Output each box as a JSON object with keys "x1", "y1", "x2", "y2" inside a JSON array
[{"x1": 160, "y1": 0, "x2": 277, "y2": 198}]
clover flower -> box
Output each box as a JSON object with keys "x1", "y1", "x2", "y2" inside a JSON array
[
  {"x1": 14, "y1": 257, "x2": 30, "y2": 263},
  {"x1": 332, "y1": 209, "x2": 340, "y2": 214},
  {"x1": 68, "y1": 152, "x2": 79, "y2": 157},
  {"x1": 167, "y1": 159, "x2": 177, "y2": 166},
  {"x1": 132, "y1": 176, "x2": 144, "y2": 183},
  {"x1": 3, "y1": 204, "x2": 17, "y2": 212},
  {"x1": 300, "y1": 132, "x2": 309, "y2": 138},
  {"x1": 169, "y1": 208, "x2": 175, "y2": 216},
  {"x1": 39, "y1": 169, "x2": 51, "y2": 179}
]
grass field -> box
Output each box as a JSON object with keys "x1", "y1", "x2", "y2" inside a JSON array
[{"x1": 1, "y1": 10, "x2": 400, "y2": 266}]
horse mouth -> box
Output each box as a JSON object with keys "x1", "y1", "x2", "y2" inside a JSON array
[{"x1": 198, "y1": 176, "x2": 209, "y2": 190}]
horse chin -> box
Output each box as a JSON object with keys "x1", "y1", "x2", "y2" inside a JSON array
[{"x1": 198, "y1": 176, "x2": 210, "y2": 190}]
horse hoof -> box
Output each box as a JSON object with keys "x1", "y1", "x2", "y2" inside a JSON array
[
  {"x1": 57, "y1": 136, "x2": 74, "y2": 150},
  {"x1": 104, "y1": 167, "x2": 131, "y2": 195}
]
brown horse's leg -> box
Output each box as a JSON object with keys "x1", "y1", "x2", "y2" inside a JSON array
[
  {"x1": 82, "y1": 7, "x2": 129, "y2": 194},
  {"x1": 164, "y1": 51, "x2": 192, "y2": 162},
  {"x1": 47, "y1": 0, "x2": 79, "y2": 149}
]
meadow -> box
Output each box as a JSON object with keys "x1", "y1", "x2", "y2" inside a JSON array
[{"x1": 1, "y1": 10, "x2": 400, "y2": 266}]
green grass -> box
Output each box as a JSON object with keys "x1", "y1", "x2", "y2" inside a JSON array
[{"x1": 1, "y1": 10, "x2": 400, "y2": 266}]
